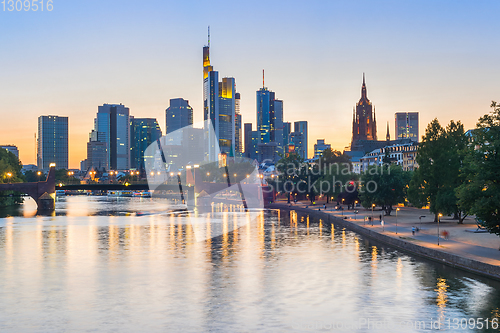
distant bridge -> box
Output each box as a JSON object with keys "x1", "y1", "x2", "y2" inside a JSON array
[{"x1": 0, "y1": 164, "x2": 56, "y2": 211}]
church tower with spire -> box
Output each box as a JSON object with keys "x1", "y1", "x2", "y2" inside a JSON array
[{"x1": 351, "y1": 73, "x2": 377, "y2": 149}]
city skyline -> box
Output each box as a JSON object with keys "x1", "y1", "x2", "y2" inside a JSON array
[{"x1": 1, "y1": 1, "x2": 499, "y2": 168}]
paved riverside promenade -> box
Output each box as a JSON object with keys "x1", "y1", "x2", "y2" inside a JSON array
[{"x1": 271, "y1": 199, "x2": 500, "y2": 277}]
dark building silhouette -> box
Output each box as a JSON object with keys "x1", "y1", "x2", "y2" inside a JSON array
[{"x1": 351, "y1": 74, "x2": 377, "y2": 150}]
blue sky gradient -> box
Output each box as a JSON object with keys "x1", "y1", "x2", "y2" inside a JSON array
[{"x1": 1, "y1": 0, "x2": 499, "y2": 167}]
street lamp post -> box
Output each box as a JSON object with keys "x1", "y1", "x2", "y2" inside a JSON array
[
  {"x1": 419, "y1": 215, "x2": 426, "y2": 230},
  {"x1": 438, "y1": 213, "x2": 442, "y2": 245},
  {"x1": 372, "y1": 203, "x2": 375, "y2": 226},
  {"x1": 396, "y1": 207, "x2": 400, "y2": 234}
]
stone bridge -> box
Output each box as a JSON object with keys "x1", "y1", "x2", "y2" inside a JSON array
[{"x1": 0, "y1": 164, "x2": 56, "y2": 211}]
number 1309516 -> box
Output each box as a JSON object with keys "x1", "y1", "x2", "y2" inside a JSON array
[{"x1": 2, "y1": 0, "x2": 53, "y2": 11}]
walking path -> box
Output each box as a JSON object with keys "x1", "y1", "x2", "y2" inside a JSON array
[{"x1": 272, "y1": 200, "x2": 500, "y2": 269}]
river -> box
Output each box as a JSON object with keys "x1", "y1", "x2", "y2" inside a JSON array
[{"x1": 0, "y1": 196, "x2": 499, "y2": 332}]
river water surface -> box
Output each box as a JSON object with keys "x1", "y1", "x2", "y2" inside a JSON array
[{"x1": 0, "y1": 196, "x2": 499, "y2": 332}]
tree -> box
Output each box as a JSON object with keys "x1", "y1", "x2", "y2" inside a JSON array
[
  {"x1": 407, "y1": 119, "x2": 468, "y2": 222},
  {"x1": 360, "y1": 164, "x2": 411, "y2": 215},
  {"x1": 456, "y1": 102, "x2": 500, "y2": 236},
  {"x1": 273, "y1": 153, "x2": 304, "y2": 203},
  {"x1": 0, "y1": 149, "x2": 24, "y2": 207},
  {"x1": 316, "y1": 149, "x2": 352, "y2": 203},
  {"x1": 24, "y1": 170, "x2": 46, "y2": 183}
]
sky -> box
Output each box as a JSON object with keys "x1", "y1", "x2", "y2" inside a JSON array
[{"x1": 1, "y1": 0, "x2": 500, "y2": 168}]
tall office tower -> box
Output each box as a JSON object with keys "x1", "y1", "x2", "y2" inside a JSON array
[
  {"x1": 289, "y1": 131, "x2": 304, "y2": 158},
  {"x1": 166, "y1": 98, "x2": 193, "y2": 145},
  {"x1": 130, "y1": 118, "x2": 162, "y2": 171},
  {"x1": 202, "y1": 30, "x2": 238, "y2": 160},
  {"x1": 235, "y1": 93, "x2": 242, "y2": 155},
  {"x1": 218, "y1": 77, "x2": 236, "y2": 156},
  {"x1": 256, "y1": 77, "x2": 284, "y2": 162},
  {"x1": 294, "y1": 121, "x2": 308, "y2": 159},
  {"x1": 283, "y1": 122, "x2": 291, "y2": 154},
  {"x1": 37, "y1": 115, "x2": 68, "y2": 170},
  {"x1": 314, "y1": 139, "x2": 331, "y2": 158},
  {"x1": 395, "y1": 112, "x2": 419, "y2": 142},
  {"x1": 93, "y1": 104, "x2": 130, "y2": 170},
  {"x1": 166, "y1": 98, "x2": 193, "y2": 134},
  {"x1": 274, "y1": 99, "x2": 284, "y2": 156},
  {"x1": 244, "y1": 123, "x2": 253, "y2": 158},
  {"x1": 351, "y1": 74, "x2": 377, "y2": 149},
  {"x1": 1, "y1": 145, "x2": 19, "y2": 159},
  {"x1": 86, "y1": 141, "x2": 107, "y2": 171}
]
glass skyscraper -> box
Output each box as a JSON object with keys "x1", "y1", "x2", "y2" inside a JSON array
[
  {"x1": 203, "y1": 32, "x2": 239, "y2": 161},
  {"x1": 130, "y1": 117, "x2": 162, "y2": 171},
  {"x1": 294, "y1": 121, "x2": 308, "y2": 159},
  {"x1": 395, "y1": 112, "x2": 419, "y2": 142},
  {"x1": 256, "y1": 85, "x2": 284, "y2": 162},
  {"x1": 37, "y1": 115, "x2": 68, "y2": 170},
  {"x1": 166, "y1": 98, "x2": 193, "y2": 145},
  {"x1": 93, "y1": 104, "x2": 130, "y2": 170}
]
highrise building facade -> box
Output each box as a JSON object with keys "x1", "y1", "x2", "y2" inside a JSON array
[
  {"x1": 314, "y1": 139, "x2": 331, "y2": 158},
  {"x1": 166, "y1": 98, "x2": 193, "y2": 134},
  {"x1": 283, "y1": 122, "x2": 292, "y2": 154},
  {"x1": 166, "y1": 98, "x2": 193, "y2": 146},
  {"x1": 235, "y1": 93, "x2": 242, "y2": 155},
  {"x1": 202, "y1": 31, "x2": 239, "y2": 160},
  {"x1": 294, "y1": 121, "x2": 308, "y2": 159},
  {"x1": 37, "y1": 115, "x2": 68, "y2": 170},
  {"x1": 256, "y1": 81, "x2": 284, "y2": 162},
  {"x1": 244, "y1": 123, "x2": 253, "y2": 158},
  {"x1": 395, "y1": 112, "x2": 419, "y2": 142},
  {"x1": 130, "y1": 117, "x2": 162, "y2": 171},
  {"x1": 1, "y1": 145, "x2": 19, "y2": 159},
  {"x1": 351, "y1": 74, "x2": 377, "y2": 150},
  {"x1": 92, "y1": 104, "x2": 130, "y2": 170}
]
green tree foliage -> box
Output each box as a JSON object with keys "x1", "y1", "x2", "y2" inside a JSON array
[
  {"x1": 317, "y1": 149, "x2": 352, "y2": 203},
  {"x1": 271, "y1": 153, "x2": 305, "y2": 203},
  {"x1": 23, "y1": 170, "x2": 46, "y2": 182},
  {"x1": 457, "y1": 102, "x2": 500, "y2": 236},
  {"x1": 55, "y1": 169, "x2": 79, "y2": 185},
  {"x1": 360, "y1": 164, "x2": 411, "y2": 215},
  {"x1": 407, "y1": 119, "x2": 468, "y2": 222},
  {"x1": 0, "y1": 149, "x2": 24, "y2": 207}
]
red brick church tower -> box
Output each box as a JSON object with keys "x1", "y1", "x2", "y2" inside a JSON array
[{"x1": 351, "y1": 73, "x2": 377, "y2": 149}]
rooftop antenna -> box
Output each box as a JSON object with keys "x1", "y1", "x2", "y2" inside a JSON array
[
  {"x1": 263, "y1": 69, "x2": 265, "y2": 88},
  {"x1": 208, "y1": 26, "x2": 210, "y2": 48}
]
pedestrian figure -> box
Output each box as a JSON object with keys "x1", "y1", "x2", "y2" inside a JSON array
[
  {"x1": 379, "y1": 214, "x2": 382, "y2": 221},
  {"x1": 412, "y1": 226, "x2": 415, "y2": 235},
  {"x1": 323, "y1": 204, "x2": 326, "y2": 209}
]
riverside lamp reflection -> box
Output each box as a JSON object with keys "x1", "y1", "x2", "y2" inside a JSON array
[{"x1": 144, "y1": 120, "x2": 264, "y2": 242}]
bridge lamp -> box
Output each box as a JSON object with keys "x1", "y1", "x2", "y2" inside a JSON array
[
  {"x1": 37, "y1": 171, "x2": 41, "y2": 176},
  {"x1": 223, "y1": 174, "x2": 227, "y2": 178},
  {"x1": 177, "y1": 172, "x2": 181, "y2": 176},
  {"x1": 6, "y1": 172, "x2": 12, "y2": 178},
  {"x1": 157, "y1": 171, "x2": 160, "y2": 175},
  {"x1": 170, "y1": 172, "x2": 174, "y2": 176},
  {"x1": 150, "y1": 172, "x2": 154, "y2": 176},
  {"x1": 246, "y1": 174, "x2": 250, "y2": 178},
  {"x1": 206, "y1": 172, "x2": 210, "y2": 176},
  {"x1": 194, "y1": 165, "x2": 200, "y2": 168},
  {"x1": 233, "y1": 173, "x2": 237, "y2": 177},
  {"x1": 186, "y1": 165, "x2": 192, "y2": 169},
  {"x1": 49, "y1": 163, "x2": 56, "y2": 168}
]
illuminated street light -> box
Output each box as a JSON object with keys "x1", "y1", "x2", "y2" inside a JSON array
[
  {"x1": 396, "y1": 207, "x2": 400, "y2": 234},
  {"x1": 438, "y1": 213, "x2": 443, "y2": 245}
]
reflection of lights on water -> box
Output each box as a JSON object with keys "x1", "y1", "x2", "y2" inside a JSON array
[
  {"x1": 371, "y1": 246, "x2": 378, "y2": 270},
  {"x1": 435, "y1": 277, "x2": 448, "y2": 310}
]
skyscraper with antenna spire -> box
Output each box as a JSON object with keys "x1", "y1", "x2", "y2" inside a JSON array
[{"x1": 203, "y1": 27, "x2": 239, "y2": 160}]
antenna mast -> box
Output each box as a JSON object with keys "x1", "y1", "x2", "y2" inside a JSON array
[
  {"x1": 208, "y1": 26, "x2": 210, "y2": 48},
  {"x1": 263, "y1": 69, "x2": 265, "y2": 88}
]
